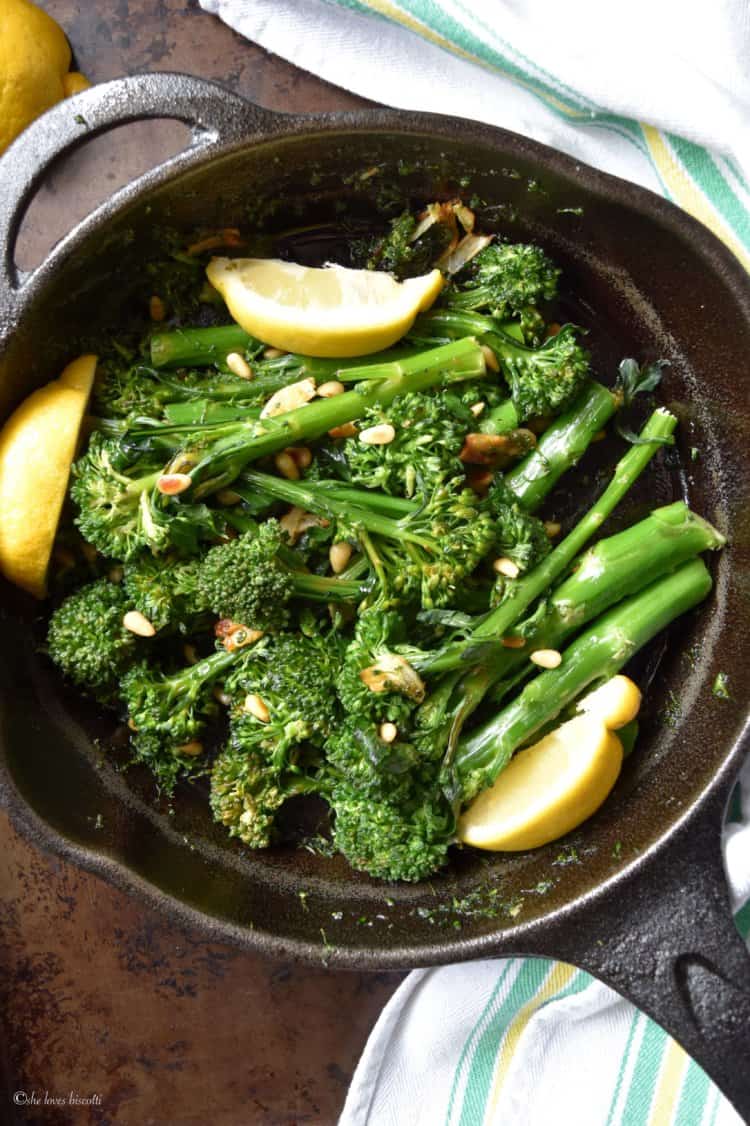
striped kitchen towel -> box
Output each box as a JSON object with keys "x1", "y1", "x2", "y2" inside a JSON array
[
  {"x1": 199, "y1": 0, "x2": 750, "y2": 273},
  {"x1": 336, "y1": 758, "x2": 749, "y2": 1126},
  {"x1": 198, "y1": 2, "x2": 750, "y2": 1122}
]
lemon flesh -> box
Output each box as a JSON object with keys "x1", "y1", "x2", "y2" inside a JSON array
[
  {"x1": 457, "y1": 715, "x2": 624, "y2": 852},
  {"x1": 0, "y1": 0, "x2": 75, "y2": 155},
  {"x1": 206, "y1": 257, "x2": 444, "y2": 358},
  {"x1": 0, "y1": 355, "x2": 97, "y2": 597}
]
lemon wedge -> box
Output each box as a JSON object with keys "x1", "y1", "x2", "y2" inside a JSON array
[
  {"x1": 0, "y1": 0, "x2": 90, "y2": 156},
  {"x1": 458, "y1": 714, "x2": 623, "y2": 852},
  {"x1": 206, "y1": 257, "x2": 444, "y2": 358},
  {"x1": 0, "y1": 354, "x2": 97, "y2": 597}
]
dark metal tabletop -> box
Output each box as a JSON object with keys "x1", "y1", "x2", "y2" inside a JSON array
[{"x1": 1, "y1": 4, "x2": 403, "y2": 1124}]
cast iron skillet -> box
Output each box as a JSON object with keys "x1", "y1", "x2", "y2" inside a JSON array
[{"x1": 0, "y1": 75, "x2": 749, "y2": 1116}]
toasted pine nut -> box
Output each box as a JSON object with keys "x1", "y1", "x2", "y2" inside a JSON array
[
  {"x1": 263, "y1": 347, "x2": 285, "y2": 359},
  {"x1": 127, "y1": 718, "x2": 139, "y2": 732},
  {"x1": 149, "y1": 295, "x2": 166, "y2": 321},
  {"x1": 157, "y1": 473, "x2": 192, "y2": 496},
  {"x1": 359, "y1": 423, "x2": 396, "y2": 446},
  {"x1": 379, "y1": 722, "x2": 398, "y2": 744},
  {"x1": 226, "y1": 352, "x2": 253, "y2": 380},
  {"x1": 544, "y1": 521, "x2": 562, "y2": 538},
  {"x1": 317, "y1": 380, "x2": 345, "y2": 398},
  {"x1": 177, "y1": 740, "x2": 204, "y2": 757},
  {"x1": 261, "y1": 377, "x2": 316, "y2": 418},
  {"x1": 279, "y1": 506, "x2": 328, "y2": 544},
  {"x1": 244, "y1": 693, "x2": 270, "y2": 723},
  {"x1": 470, "y1": 401, "x2": 486, "y2": 417},
  {"x1": 530, "y1": 649, "x2": 562, "y2": 669},
  {"x1": 274, "y1": 451, "x2": 300, "y2": 480},
  {"x1": 480, "y1": 343, "x2": 499, "y2": 372},
  {"x1": 216, "y1": 489, "x2": 243, "y2": 506},
  {"x1": 502, "y1": 636, "x2": 526, "y2": 649},
  {"x1": 123, "y1": 610, "x2": 156, "y2": 637},
  {"x1": 328, "y1": 422, "x2": 357, "y2": 439},
  {"x1": 493, "y1": 557, "x2": 520, "y2": 579},
  {"x1": 108, "y1": 565, "x2": 124, "y2": 584},
  {"x1": 183, "y1": 644, "x2": 198, "y2": 665},
  {"x1": 286, "y1": 446, "x2": 312, "y2": 469},
  {"x1": 329, "y1": 541, "x2": 352, "y2": 574},
  {"x1": 213, "y1": 686, "x2": 232, "y2": 707}
]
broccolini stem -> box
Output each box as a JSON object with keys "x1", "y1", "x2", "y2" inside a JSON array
[
  {"x1": 479, "y1": 399, "x2": 521, "y2": 436},
  {"x1": 454, "y1": 557, "x2": 713, "y2": 795},
  {"x1": 290, "y1": 571, "x2": 370, "y2": 603},
  {"x1": 189, "y1": 338, "x2": 485, "y2": 493},
  {"x1": 485, "y1": 499, "x2": 726, "y2": 697},
  {"x1": 170, "y1": 646, "x2": 238, "y2": 689},
  {"x1": 240, "y1": 471, "x2": 434, "y2": 549},
  {"x1": 477, "y1": 408, "x2": 678, "y2": 639},
  {"x1": 150, "y1": 325, "x2": 258, "y2": 368},
  {"x1": 504, "y1": 381, "x2": 617, "y2": 511}
]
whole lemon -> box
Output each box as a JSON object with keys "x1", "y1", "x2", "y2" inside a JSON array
[{"x1": 0, "y1": 0, "x2": 90, "y2": 156}]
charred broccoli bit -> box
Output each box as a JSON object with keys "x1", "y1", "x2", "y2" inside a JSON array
[
  {"x1": 196, "y1": 521, "x2": 369, "y2": 631},
  {"x1": 46, "y1": 578, "x2": 139, "y2": 700},
  {"x1": 443, "y1": 242, "x2": 560, "y2": 318},
  {"x1": 355, "y1": 208, "x2": 454, "y2": 280},
  {"x1": 121, "y1": 647, "x2": 239, "y2": 792},
  {"x1": 210, "y1": 633, "x2": 341, "y2": 845},
  {"x1": 340, "y1": 389, "x2": 476, "y2": 497},
  {"x1": 417, "y1": 309, "x2": 589, "y2": 422}
]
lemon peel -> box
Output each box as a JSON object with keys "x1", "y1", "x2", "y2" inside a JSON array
[
  {"x1": 0, "y1": 354, "x2": 97, "y2": 597},
  {"x1": 206, "y1": 257, "x2": 444, "y2": 358}
]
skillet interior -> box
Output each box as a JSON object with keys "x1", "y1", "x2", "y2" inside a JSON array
[{"x1": 0, "y1": 121, "x2": 748, "y2": 967}]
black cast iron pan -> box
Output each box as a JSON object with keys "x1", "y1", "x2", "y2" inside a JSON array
[{"x1": 0, "y1": 75, "x2": 748, "y2": 1118}]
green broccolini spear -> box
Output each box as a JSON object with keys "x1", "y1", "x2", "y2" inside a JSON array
[{"x1": 452, "y1": 557, "x2": 713, "y2": 801}]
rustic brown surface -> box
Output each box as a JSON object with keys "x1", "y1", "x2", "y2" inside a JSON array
[{"x1": 2, "y1": 4, "x2": 402, "y2": 1125}]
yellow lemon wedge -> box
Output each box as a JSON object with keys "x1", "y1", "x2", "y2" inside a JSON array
[
  {"x1": 206, "y1": 257, "x2": 444, "y2": 358},
  {"x1": 576, "y1": 674, "x2": 642, "y2": 730},
  {"x1": 458, "y1": 714, "x2": 624, "y2": 852},
  {"x1": 0, "y1": 0, "x2": 90, "y2": 156},
  {"x1": 0, "y1": 354, "x2": 97, "y2": 598}
]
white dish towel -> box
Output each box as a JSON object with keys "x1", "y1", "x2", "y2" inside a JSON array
[{"x1": 199, "y1": 3, "x2": 750, "y2": 1122}]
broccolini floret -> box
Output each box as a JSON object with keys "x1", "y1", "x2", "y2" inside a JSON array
[
  {"x1": 210, "y1": 746, "x2": 312, "y2": 848},
  {"x1": 47, "y1": 578, "x2": 139, "y2": 700},
  {"x1": 339, "y1": 389, "x2": 476, "y2": 497},
  {"x1": 417, "y1": 310, "x2": 590, "y2": 423},
  {"x1": 443, "y1": 241, "x2": 560, "y2": 318},
  {"x1": 329, "y1": 781, "x2": 454, "y2": 882},
  {"x1": 122, "y1": 647, "x2": 239, "y2": 792},
  {"x1": 224, "y1": 633, "x2": 342, "y2": 769}
]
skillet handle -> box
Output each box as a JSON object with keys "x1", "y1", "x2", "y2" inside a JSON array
[
  {"x1": 0, "y1": 72, "x2": 273, "y2": 298},
  {"x1": 535, "y1": 787, "x2": 750, "y2": 1120}
]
